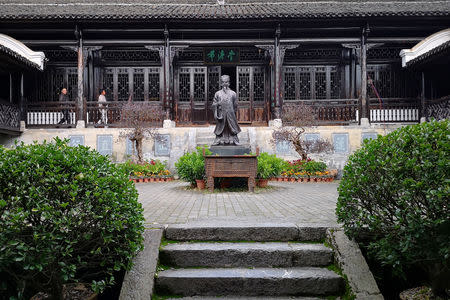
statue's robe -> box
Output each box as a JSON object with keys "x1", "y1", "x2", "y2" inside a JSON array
[{"x1": 212, "y1": 88, "x2": 241, "y2": 144}]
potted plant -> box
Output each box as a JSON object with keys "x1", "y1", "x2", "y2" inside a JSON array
[
  {"x1": 256, "y1": 153, "x2": 285, "y2": 187},
  {"x1": 175, "y1": 146, "x2": 211, "y2": 189}
]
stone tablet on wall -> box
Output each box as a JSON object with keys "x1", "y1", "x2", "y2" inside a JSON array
[
  {"x1": 155, "y1": 134, "x2": 170, "y2": 156},
  {"x1": 276, "y1": 140, "x2": 291, "y2": 155},
  {"x1": 362, "y1": 132, "x2": 378, "y2": 144},
  {"x1": 304, "y1": 133, "x2": 320, "y2": 142},
  {"x1": 333, "y1": 133, "x2": 349, "y2": 154},
  {"x1": 97, "y1": 135, "x2": 113, "y2": 156},
  {"x1": 69, "y1": 135, "x2": 84, "y2": 147},
  {"x1": 126, "y1": 138, "x2": 137, "y2": 156}
]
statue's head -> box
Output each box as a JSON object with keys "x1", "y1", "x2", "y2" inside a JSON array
[{"x1": 220, "y1": 75, "x2": 230, "y2": 89}]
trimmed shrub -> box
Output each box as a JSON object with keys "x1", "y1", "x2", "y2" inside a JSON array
[
  {"x1": 336, "y1": 120, "x2": 449, "y2": 292},
  {"x1": 257, "y1": 153, "x2": 287, "y2": 179},
  {"x1": 175, "y1": 146, "x2": 212, "y2": 185},
  {"x1": 0, "y1": 138, "x2": 145, "y2": 299}
]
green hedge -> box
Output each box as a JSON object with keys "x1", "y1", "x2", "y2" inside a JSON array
[
  {"x1": 0, "y1": 138, "x2": 145, "y2": 299},
  {"x1": 175, "y1": 146, "x2": 212, "y2": 185},
  {"x1": 336, "y1": 120, "x2": 449, "y2": 290}
]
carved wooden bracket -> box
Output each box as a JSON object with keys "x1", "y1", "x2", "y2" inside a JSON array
[
  {"x1": 255, "y1": 45, "x2": 274, "y2": 60},
  {"x1": 169, "y1": 45, "x2": 189, "y2": 64},
  {"x1": 144, "y1": 45, "x2": 165, "y2": 62},
  {"x1": 279, "y1": 44, "x2": 300, "y2": 64}
]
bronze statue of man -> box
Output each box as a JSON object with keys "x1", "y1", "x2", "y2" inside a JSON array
[{"x1": 212, "y1": 75, "x2": 241, "y2": 145}]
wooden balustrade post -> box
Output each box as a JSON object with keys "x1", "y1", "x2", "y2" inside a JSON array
[{"x1": 420, "y1": 72, "x2": 426, "y2": 122}]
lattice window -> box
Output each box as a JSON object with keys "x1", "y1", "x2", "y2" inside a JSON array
[
  {"x1": 34, "y1": 67, "x2": 79, "y2": 102},
  {"x1": 330, "y1": 70, "x2": 341, "y2": 99},
  {"x1": 284, "y1": 48, "x2": 341, "y2": 61},
  {"x1": 67, "y1": 69, "x2": 78, "y2": 101},
  {"x1": 283, "y1": 66, "x2": 341, "y2": 100},
  {"x1": 237, "y1": 67, "x2": 251, "y2": 102},
  {"x1": 53, "y1": 72, "x2": 64, "y2": 100},
  {"x1": 315, "y1": 70, "x2": 327, "y2": 99},
  {"x1": 299, "y1": 70, "x2": 311, "y2": 99},
  {"x1": 284, "y1": 67, "x2": 296, "y2": 100},
  {"x1": 367, "y1": 65, "x2": 405, "y2": 98},
  {"x1": 148, "y1": 68, "x2": 160, "y2": 101},
  {"x1": 117, "y1": 69, "x2": 129, "y2": 101},
  {"x1": 368, "y1": 48, "x2": 404, "y2": 60},
  {"x1": 208, "y1": 67, "x2": 221, "y2": 102},
  {"x1": 178, "y1": 49, "x2": 203, "y2": 61},
  {"x1": 101, "y1": 50, "x2": 160, "y2": 62},
  {"x1": 44, "y1": 50, "x2": 77, "y2": 62},
  {"x1": 102, "y1": 69, "x2": 114, "y2": 101},
  {"x1": 179, "y1": 71, "x2": 190, "y2": 102},
  {"x1": 253, "y1": 68, "x2": 265, "y2": 102},
  {"x1": 133, "y1": 69, "x2": 145, "y2": 101},
  {"x1": 240, "y1": 47, "x2": 266, "y2": 61},
  {"x1": 193, "y1": 71, "x2": 206, "y2": 102}
]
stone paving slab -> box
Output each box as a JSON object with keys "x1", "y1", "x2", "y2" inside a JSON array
[{"x1": 136, "y1": 181, "x2": 338, "y2": 226}]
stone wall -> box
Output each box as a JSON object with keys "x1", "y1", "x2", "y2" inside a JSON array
[{"x1": 0, "y1": 123, "x2": 404, "y2": 175}]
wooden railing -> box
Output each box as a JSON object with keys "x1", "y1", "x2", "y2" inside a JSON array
[
  {"x1": 426, "y1": 96, "x2": 450, "y2": 121},
  {"x1": 283, "y1": 99, "x2": 359, "y2": 125},
  {"x1": 369, "y1": 98, "x2": 419, "y2": 123},
  {"x1": 26, "y1": 101, "x2": 77, "y2": 127},
  {"x1": 85, "y1": 101, "x2": 163, "y2": 128},
  {"x1": 0, "y1": 100, "x2": 20, "y2": 132}
]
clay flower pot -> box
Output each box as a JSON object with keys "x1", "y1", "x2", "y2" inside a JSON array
[
  {"x1": 196, "y1": 179, "x2": 206, "y2": 190},
  {"x1": 257, "y1": 179, "x2": 269, "y2": 188},
  {"x1": 289, "y1": 178, "x2": 295, "y2": 182}
]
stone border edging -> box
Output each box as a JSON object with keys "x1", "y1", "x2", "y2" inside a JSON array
[
  {"x1": 119, "y1": 228, "x2": 163, "y2": 300},
  {"x1": 326, "y1": 228, "x2": 384, "y2": 300}
]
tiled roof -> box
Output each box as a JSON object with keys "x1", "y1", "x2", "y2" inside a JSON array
[
  {"x1": 407, "y1": 40, "x2": 450, "y2": 67},
  {"x1": 0, "y1": 44, "x2": 42, "y2": 70},
  {"x1": 0, "y1": 0, "x2": 449, "y2": 20}
]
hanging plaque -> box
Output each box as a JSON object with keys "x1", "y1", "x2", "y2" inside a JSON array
[{"x1": 204, "y1": 48, "x2": 240, "y2": 64}]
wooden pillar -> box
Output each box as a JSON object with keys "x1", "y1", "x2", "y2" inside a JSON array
[
  {"x1": 76, "y1": 28, "x2": 85, "y2": 123},
  {"x1": 360, "y1": 24, "x2": 369, "y2": 122},
  {"x1": 421, "y1": 71, "x2": 426, "y2": 121},
  {"x1": 19, "y1": 73, "x2": 25, "y2": 121},
  {"x1": 274, "y1": 24, "x2": 282, "y2": 119},
  {"x1": 164, "y1": 26, "x2": 171, "y2": 119}
]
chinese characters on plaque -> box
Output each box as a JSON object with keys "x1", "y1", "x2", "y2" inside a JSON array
[{"x1": 204, "y1": 48, "x2": 240, "y2": 64}]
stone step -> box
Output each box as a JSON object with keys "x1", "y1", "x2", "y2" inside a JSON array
[
  {"x1": 160, "y1": 242, "x2": 332, "y2": 268},
  {"x1": 156, "y1": 267, "x2": 344, "y2": 297},
  {"x1": 164, "y1": 223, "x2": 327, "y2": 242}
]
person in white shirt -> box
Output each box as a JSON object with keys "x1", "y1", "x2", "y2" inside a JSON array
[{"x1": 98, "y1": 89, "x2": 107, "y2": 124}]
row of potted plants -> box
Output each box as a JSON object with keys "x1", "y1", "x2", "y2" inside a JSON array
[{"x1": 118, "y1": 159, "x2": 174, "y2": 183}]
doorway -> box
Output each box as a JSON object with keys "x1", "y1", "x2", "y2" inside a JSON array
[{"x1": 221, "y1": 66, "x2": 236, "y2": 91}]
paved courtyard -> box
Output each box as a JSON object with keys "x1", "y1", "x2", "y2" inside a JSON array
[{"x1": 137, "y1": 181, "x2": 339, "y2": 226}]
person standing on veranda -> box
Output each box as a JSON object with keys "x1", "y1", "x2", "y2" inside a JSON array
[
  {"x1": 57, "y1": 87, "x2": 70, "y2": 124},
  {"x1": 98, "y1": 89, "x2": 107, "y2": 124}
]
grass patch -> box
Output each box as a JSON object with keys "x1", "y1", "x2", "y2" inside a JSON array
[{"x1": 327, "y1": 264, "x2": 356, "y2": 300}]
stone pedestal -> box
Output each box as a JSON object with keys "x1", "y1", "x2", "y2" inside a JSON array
[
  {"x1": 269, "y1": 119, "x2": 282, "y2": 128},
  {"x1": 163, "y1": 119, "x2": 176, "y2": 128},
  {"x1": 76, "y1": 120, "x2": 85, "y2": 129},
  {"x1": 360, "y1": 117, "x2": 370, "y2": 127},
  {"x1": 210, "y1": 145, "x2": 251, "y2": 156}
]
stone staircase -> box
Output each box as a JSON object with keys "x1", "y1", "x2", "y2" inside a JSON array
[
  {"x1": 195, "y1": 128, "x2": 250, "y2": 148},
  {"x1": 154, "y1": 224, "x2": 345, "y2": 299}
]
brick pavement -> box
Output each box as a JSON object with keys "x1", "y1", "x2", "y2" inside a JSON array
[{"x1": 137, "y1": 181, "x2": 339, "y2": 226}]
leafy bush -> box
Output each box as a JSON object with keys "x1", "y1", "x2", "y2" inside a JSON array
[
  {"x1": 303, "y1": 161, "x2": 327, "y2": 174},
  {"x1": 336, "y1": 120, "x2": 449, "y2": 292},
  {"x1": 0, "y1": 138, "x2": 145, "y2": 299},
  {"x1": 175, "y1": 146, "x2": 212, "y2": 184},
  {"x1": 257, "y1": 153, "x2": 287, "y2": 179},
  {"x1": 282, "y1": 159, "x2": 327, "y2": 177}
]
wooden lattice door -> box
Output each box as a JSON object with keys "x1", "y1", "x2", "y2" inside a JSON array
[{"x1": 236, "y1": 66, "x2": 267, "y2": 124}]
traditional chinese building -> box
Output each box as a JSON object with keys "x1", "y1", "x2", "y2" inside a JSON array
[{"x1": 0, "y1": 0, "x2": 449, "y2": 166}]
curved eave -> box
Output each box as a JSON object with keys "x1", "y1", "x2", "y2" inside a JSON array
[
  {"x1": 0, "y1": 34, "x2": 45, "y2": 70},
  {"x1": 400, "y1": 28, "x2": 450, "y2": 68}
]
